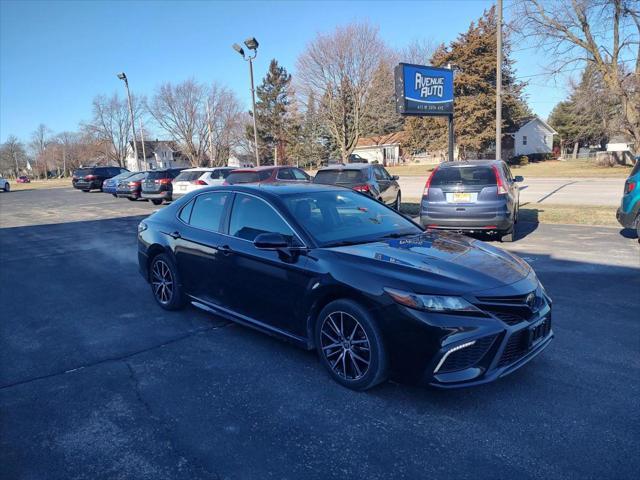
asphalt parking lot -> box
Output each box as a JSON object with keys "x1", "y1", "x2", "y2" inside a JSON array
[{"x1": 1, "y1": 187, "x2": 639, "y2": 480}]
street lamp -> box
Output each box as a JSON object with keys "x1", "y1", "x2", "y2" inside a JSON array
[
  {"x1": 117, "y1": 72, "x2": 141, "y2": 171},
  {"x1": 233, "y1": 37, "x2": 260, "y2": 166}
]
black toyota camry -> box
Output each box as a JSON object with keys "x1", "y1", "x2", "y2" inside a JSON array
[{"x1": 137, "y1": 183, "x2": 553, "y2": 390}]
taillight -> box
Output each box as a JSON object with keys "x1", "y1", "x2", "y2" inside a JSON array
[
  {"x1": 491, "y1": 165, "x2": 508, "y2": 195},
  {"x1": 353, "y1": 184, "x2": 370, "y2": 192},
  {"x1": 155, "y1": 178, "x2": 172, "y2": 184},
  {"x1": 624, "y1": 181, "x2": 636, "y2": 194},
  {"x1": 192, "y1": 180, "x2": 207, "y2": 185},
  {"x1": 423, "y1": 168, "x2": 438, "y2": 197},
  {"x1": 85, "y1": 175, "x2": 96, "y2": 181}
]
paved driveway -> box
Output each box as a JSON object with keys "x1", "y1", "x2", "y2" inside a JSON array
[
  {"x1": 399, "y1": 176, "x2": 625, "y2": 206},
  {"x1": 1, "y1": 188, "x2": 638, "y2": 479}
]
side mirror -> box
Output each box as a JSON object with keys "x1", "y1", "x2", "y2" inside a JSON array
[
  {"x1": 391, "y1": 175, "x2": 399, "y2": 181},
  {"x1": 254, "y1": 232, "x2": 289, "y2": 249},
  {"x1": 514, "y1": 176, "x2": 524, "y2": 182}
]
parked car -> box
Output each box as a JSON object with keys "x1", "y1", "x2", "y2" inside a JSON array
[
  {"x1": 0, "y1": 177, "x2": 9, "y2": 192},
  {"x1": 137, "y1": 183, "x2": 553, "y2": 391},
  {"x1": 72, "y1": 166, "x2": 129, "y2": 192},
  {"x1": 224, "y1": 166, "x2": 311, "y2": 185},
  {"x1": 419, "y1": 160, "x2": 522, "y2": 242},
  {"x1": 116, "y1": 172, "x2": 149, "y2": 201},
  {"x1": 313, "y1": 163, "x2": 401, "y2": 209},
  {"x1": 102, "y1": 171, "x2": 136, "y2": 197},
  {"x1": 616, "y1": 159, "x2": 640, "y2": 238},
  {"x1": 16, "y1": 176, "x2": 31, "y2": 183},
  {"x1": 140, "y1": 168, "x2": 186, "y2": 205},
  {"x1": 172, "y1": 167, "x2": 236, "y2": 200},
  {"x1": 348, "y1": 153, "x2": 368, "y2": 163}
]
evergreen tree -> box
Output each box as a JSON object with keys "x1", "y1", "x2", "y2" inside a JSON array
[
  {"x1": 248, "y1": 59, "x2": 293, "y2": 164},
  {"x1": 406, "y1": 7, "x2": 530, "y2": 158}
]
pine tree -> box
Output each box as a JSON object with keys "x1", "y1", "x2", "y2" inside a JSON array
[
  {"x1": 406, "y1": 7, "x2": 530, "y2": 158},
  {"x1": 249, "y1": 59, "x2": 293, "y2": 164}
]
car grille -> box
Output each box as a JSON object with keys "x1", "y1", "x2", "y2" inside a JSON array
[
  {"x1": 474, "y1": 291, "x2": 545, "y2": 326},
  {"x1": 497, "y1": 329, "x2": 529, "y2": 367},
  {"x1": 438, "y1": 335, "x2": 497, "y2": 373}
]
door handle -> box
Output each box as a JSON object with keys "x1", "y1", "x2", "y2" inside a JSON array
[
  {"x1": 168, "y1": 231, "x2": 181, "y2": 239},
  {"x1": 217, "y1": 244, "x2": 233, "y2": 255}
]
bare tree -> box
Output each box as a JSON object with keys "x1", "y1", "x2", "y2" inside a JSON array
[
  {"x1": 29, "y1": 124, "x2": 51, "y2": 178},
  {"x1": 0, "y1": 135, "x2": 27, "y2": 177},
  {"x1": 515, "y1": 0, "x2": 640, "y2": 148},
  {"x1": 296, "y1": 22, "x2": 387, "y2": 162},
  {"x1": 83, "y1": 92, "x2": 141, "y2": 167},
  {"x1": 400, "y1": 38, "x2": 438, "y2": 65},
  {"x1": 206, "y1": 84, "x2": 244, "y2": 166},
  {"x1": 147, "y1": 79, "x2": 209, "y2": 167}
]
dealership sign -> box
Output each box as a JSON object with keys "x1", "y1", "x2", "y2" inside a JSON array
[{"x1": 394, "y1": 63, "x2": 454, "y2": 116}]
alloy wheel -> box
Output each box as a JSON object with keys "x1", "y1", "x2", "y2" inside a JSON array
[
  {"x1": 151, "y1": 259, "x2": 174, "y2": 305},
  {"x1": 320, "y1": 311, "x2": 371, "y2": 381}
]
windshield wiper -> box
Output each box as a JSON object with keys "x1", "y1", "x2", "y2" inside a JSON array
[
  {"x1": 325, "y1": 239, "x2": 367, "y2": 247},
  {"x1": 380, "y1": 232, "x2": 417, "y2": 239}
]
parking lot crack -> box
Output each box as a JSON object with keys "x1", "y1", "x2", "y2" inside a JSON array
[{"x1": 0, "y1": 322, "x2": 232, "y2": 391}]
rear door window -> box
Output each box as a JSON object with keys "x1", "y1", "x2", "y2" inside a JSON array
[
  {"x1": 291, "y1": 168, "x2": 309, "y2": 181},
  {"x1": 431, "y1": 166, "x2": 497, "y2": 186},
  {"x1": 276, "y1": 168, "x2": 294, "y2": 180},
  {"x1": 188, "y1": 192, "x2": 230, "y2": 232}
]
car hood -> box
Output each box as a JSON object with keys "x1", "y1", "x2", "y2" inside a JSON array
[{"x1": 326, "y1": 231, "x2": 533, "y2": 294}]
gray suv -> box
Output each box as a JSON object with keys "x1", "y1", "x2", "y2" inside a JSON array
[{"x1": 419, "y1": 160, "x2": 522, "y2": 242}]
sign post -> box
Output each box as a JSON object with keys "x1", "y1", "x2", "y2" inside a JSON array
[{"x1": 394, "y1": 63, "x2": 455, "y2": 161}]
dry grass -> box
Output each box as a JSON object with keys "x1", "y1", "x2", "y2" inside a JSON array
[
  {"x1": 382, "y1": 160, "x2": 632, "y2": 178},
  {"x1": 9, "y1": 178, "x2": 70, "y2": 191},
  {"x1": 400, "y1": 202, "x2": 619, "y2": 227}
]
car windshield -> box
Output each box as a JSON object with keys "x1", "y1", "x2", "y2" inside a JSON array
[
  {"x1": 313, "y1": 169, "x2": 366, "y2": 184},
  {"x1": 282, "y1": 190, "x2": 421, "y2": 247},
  {"x1": 145, "y1": 171, "x2": 173, "y2": 180},
  {"x1": 175, "y1": 171, "x2": 205, "y2": 182},
  {"x1": 226, "y1": 170, "x2": 271, "y2": 184},
  {"x1": 431, "y1": 166, "x2": 497, "y2": 186},
  {"x1": 126, "y1": 173, "x2": 147, "y2": 182},
  {"x1": 110, "y1": 172, "x2": 134, "y2": 182},
  {"x1": 74, "y1": 168, "x2": 94, "y2": 176}
]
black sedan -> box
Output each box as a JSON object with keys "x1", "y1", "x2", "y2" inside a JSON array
[{"x1": 137, "y1": 184, "x2": 553, "y2": 390}]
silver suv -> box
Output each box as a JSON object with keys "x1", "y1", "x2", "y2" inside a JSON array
[{"x1": 419, "y1": 160, "x2": 522, "y2": 242}]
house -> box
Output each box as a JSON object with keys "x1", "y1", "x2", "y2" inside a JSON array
[
  {"x1": 228, "y1": 154, "x2": 255, "y2": 168},
  {"x1": 125, "y1": 140, "x2": 190, "y2": 172},
  {"x1": 506, "y1": 116, "x2": 557, "y2": 157},
  {"x1": 352, "y1": 131, "x2": 408, "y2": 166},
  {"x1": 606, "y1": 135, "x2": 635, "y2": 153}
]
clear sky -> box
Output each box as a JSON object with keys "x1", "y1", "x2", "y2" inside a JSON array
[{"x1": 0, "y1": 0, "x2": 574, "y2": 143}]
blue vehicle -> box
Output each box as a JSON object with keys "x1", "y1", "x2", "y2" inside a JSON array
[
  {"x1": 616, "y1": 158, "x2": 640, "y2": 238},
  {"x1": 103, "y1": 171, "x2": 134, "y2": 196}
]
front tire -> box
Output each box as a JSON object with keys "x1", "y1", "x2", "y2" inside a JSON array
[
  {"x1": 315, "y1": 299, "x2": 388, "y2": 391},
  {"x1": 151, "y1": 199, "x2": 163, "y2": 206},
  {"x1": 149, "y1": 253, "x2": 185, "y2": 310},
  {"x1": 3, "y1": 182, "x2": 10, "y2": 192},
  {"x1": 127, "y1": 197, "x2": 137, "y2": 201}
]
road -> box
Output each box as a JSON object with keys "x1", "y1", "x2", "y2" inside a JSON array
[
  {"x1": 399, "y1": 176, "x2": 625, "y2": 206},
  {"x1": 1, "y1": 188, "x2": 639, "y2": 479}
]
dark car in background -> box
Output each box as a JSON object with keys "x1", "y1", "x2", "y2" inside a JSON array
[
  {"x1": 137, "y1": 183, "x2": 552, "y2": 391},
  {"x1": 224, "y1": 166, "x2": 310, "y2": 185},
  {"x1": 72, "y1": 166, "x2": 129, "y2": 192},
  {"x1": 140, "y1": 168, "x2": 185, "y2": 205},
  {"x1": 116, "y1": 171, "x2": 149, "y2": 201},
  {"x1": 420, "y1": 160, "x2": 522, "y2": 242},
  {"x1": 102, "y1": 171, "x2": 136, "y2": 197},
  {"x1": 313, "y1": 163, "x2": 401, "y2": 210}
]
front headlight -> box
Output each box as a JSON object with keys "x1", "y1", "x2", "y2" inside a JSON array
[
  {"x1": 137, "y1": 222, "x2": 148, "y2": 234},
  {"x1": 384, "y1": 287, "x2": 481, "y2": 313}
]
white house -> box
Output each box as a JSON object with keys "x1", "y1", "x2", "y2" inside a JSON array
[
  {"x1": 352, "y1": 132, "x2": 408, "y2": 166},
  {"x1": 125, "y1": 140, "x2": 190, "y2": 171},
  {"x1": 507, "y1": 116, "x2": 557, "y2": 157},
  {"x1": 606, "y1": 135, "x2": 635, "y2": 153}
]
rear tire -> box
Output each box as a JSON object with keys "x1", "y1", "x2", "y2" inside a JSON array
[
  {"x1": 3, "y1": 183, "x2": 10, "y2": 192},
  {"x1": 127, "y1": 197, "x2": 136, "y2": 201},
  {"x1": 151, "y1": 199, "x2": 163, "y2": 206},
  {"x1": 500, "y1": 224, "x2": 516, "y2": 242},
  {"x1": 82, "y1": 189, "x2": 90, "y2": 192},
  {"x1": 315, "y1": 299, "x2": 388, "y2": 391},
  {"x1": 149, "y1": 253, "x2": 185, "y2": 311}
]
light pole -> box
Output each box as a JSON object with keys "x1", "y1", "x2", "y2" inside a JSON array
[
  {"x1": 233, "y1": 37, "x2": 260, "y2": 166},
  {"x1": 117, "y1": 72, "x2": 141, "y2": 171},
  {"x1": 496, "y1": 0, "x2": 503, "y2": 161}
]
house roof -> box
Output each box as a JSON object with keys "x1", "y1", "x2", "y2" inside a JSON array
[
  {"x1": 506, "y1": 116, "x2": 558, "y2": 135},
  {"x1": 355, "y1": 131, "x2": 408, "y2": 148},
  {"x1": 129, "y1": 140, "x2": 182, "y2": 159}
]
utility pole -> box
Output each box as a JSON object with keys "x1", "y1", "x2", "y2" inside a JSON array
[
  {"x1": 117, "y1": 72, "x2": 141, "y2": 171},
  {"x1": 139, "y1": 118, "x2": 147, "y2": 169},
  {"x1": 496, "y1": 0, "x2": 503, "y2": 161}
]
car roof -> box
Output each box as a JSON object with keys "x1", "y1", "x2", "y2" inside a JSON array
[
  {"x1": 231, "y1": 165, "x2": 298, "y2": 172},
  {"x1": 181, "y1": 167, "x2": 235, "y2": 172},
  {"x1": 437, "y1": 160, "x2": 503, "y2": 168},
  {"x1": 318, "y1": 163, "x2": 371, "y2": 170}
]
